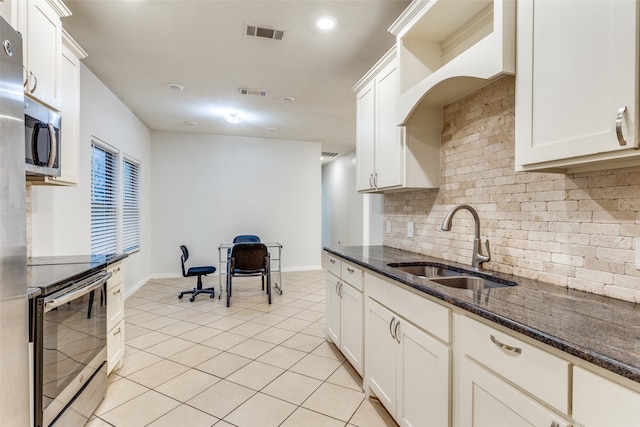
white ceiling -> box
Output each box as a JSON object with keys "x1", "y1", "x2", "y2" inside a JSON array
[{"x1": 62, "y1": 0, "x2": 409, "y2": 161}]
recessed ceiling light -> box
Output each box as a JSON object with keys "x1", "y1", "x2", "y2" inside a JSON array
[
  {"x1": 185, "y1": 121, "x2": 198, "y2": 126},
  {"x1": 165, "y1": 82, "x2": 184, "y2": 90},
  {"x1": 224, "y1": 112, "x2": 242, "y2": 124},
  {"x1": 266, "y1": 128, "x2": 278, "y2": 132},
  {"x1": 279, "y1": 96, "x2": 295, "y2": 102},
  {"x1": 315, "y1": 15, "x2": 337, "y2": 30}
]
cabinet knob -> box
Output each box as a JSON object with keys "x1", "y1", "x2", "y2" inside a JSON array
[{"x1": 616, "y1": 106, "x2": 629, "y2": 146}]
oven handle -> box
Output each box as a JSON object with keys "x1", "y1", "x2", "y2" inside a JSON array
[{"x1": 44, "y1": 271, "x2": 112, "y2": 312}]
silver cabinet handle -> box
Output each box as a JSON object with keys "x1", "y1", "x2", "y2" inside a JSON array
[
  {"x1": 369, "y1": 173, "x2": 374, "y2": 188},
  {"x1": 335, "y1": 281, "x2": 340, "y2": 297},
  {"x1": 616, "y1": 106, "x2": 628, "y2": 146},
  {"x1": 490, "y1": 334, "x2": 522, "y2": 354},
  {"x1": 113, "y1": 327, "x2": 122, "y2": 335},
  {"x1": 329, "y1": 259, "x2": 336, "y2": 264},
  {"x1": 389, "y1": 317, "x2": 396, "y2": 339},
  {"x1": 347, "y1": 267, "x2": 354, "y2": 274},
  {"x1": 394, "y1": 320, "x2": 401, "y2": 344},
  {"x1": 373, "y1": 173, "x2": 378, "y2": 188},
  {"x1": 112, "y1": 289, "x2": 121, "y2": 296},
  {"x1": 28, "y1": 70, "x2": 37, "y2": 93},
  {"x1": 338, "y1": 282, "x2": 343, "y2": 297},
  {"x1": 112, "y1": 267, "x2": 121, "y2": 272},
  {"x1": 550, "y1": 422, "x2": 559, "y2": 427}
]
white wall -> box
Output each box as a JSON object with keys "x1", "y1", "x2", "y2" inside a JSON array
[
  {"x1": 321, "y1": 151, "x2": 383, "y2": 247},
  {"x1": 31, "y1": 64, "x2": 152, "y2": 295},
  {"x1": 150, "y1": 131, "x2": 322, "y2": 276}
]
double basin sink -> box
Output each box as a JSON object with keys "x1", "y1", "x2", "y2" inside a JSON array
[{"x1": 387, "y1": 262, "x2": 517, "y2": 290}]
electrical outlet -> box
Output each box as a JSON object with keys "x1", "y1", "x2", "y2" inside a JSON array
[
  {"x1": 386, "y1": 220, "x2": 391, "y2": 233},
  {"x1": 636, "y1": 238, "x2": 640, "y2": 270},
  {"x1": 407, "y1": 221, "x2": 414, "y2": 238}
]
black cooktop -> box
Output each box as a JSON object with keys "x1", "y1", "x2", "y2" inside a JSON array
[{"x1": 28, "y1": 254, "x2": 127, "y2": 295}]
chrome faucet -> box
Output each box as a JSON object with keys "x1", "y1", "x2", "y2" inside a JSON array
[{"x1": 441, "y1": 204, "x2": 491, "y2": 270}]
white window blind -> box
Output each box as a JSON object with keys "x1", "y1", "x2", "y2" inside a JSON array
[
  {"x1": 122, "y1": 158, "x2": 140, "y2": 253},
  {"x1": 91, "y1": 143, "x2": 118, "y2": 254}
]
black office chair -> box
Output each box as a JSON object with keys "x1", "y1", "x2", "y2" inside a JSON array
[
  {"x1": 233, "y1": 235, "x2": 261, "y2": 243},
  {"x1": 178, "y1": 245, "x2": 217, "y2": 302},
  {"x1": 226, "y1": 242, "x2": 271, "y2": 307}
]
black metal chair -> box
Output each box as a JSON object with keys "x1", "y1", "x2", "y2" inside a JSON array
[
  {"x1": 226, "y1": 242, "x2": 270, "y2": 307},
  {"x1": 178, "y1": 245, "x2": 217, "y2": 302}
]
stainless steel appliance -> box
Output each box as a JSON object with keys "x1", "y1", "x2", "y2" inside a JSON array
[
  {"x1": 33, "y1": 269, "x2": 111, "y2": 427},
  {"x1": 25, "y1": 97, "x2": 61, "y2": 177},
  {"x1": 0, "y1": 15, "x2": 30, "y2": 427}
]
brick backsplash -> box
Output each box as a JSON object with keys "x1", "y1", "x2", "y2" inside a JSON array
[{"x1": 384, "y1": 75, "x2": 640, "y2": 302}]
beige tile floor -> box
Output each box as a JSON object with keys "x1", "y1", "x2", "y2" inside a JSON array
[{"x1": 87, "y1": 268, "x2": 397, "y2": 427}]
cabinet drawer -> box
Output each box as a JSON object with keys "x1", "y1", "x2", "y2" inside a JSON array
[
  {"x1": 341, "y1": 262, "x2": 363, "y2": 291},
  {"x1": 107, "y1": 279, "x2": 124, "y2": 329},
  {"x1": 366, "y1": 272, "x2": 450, "y2": 343},
  {"x1": 456, "y1": 315, "x2": 570, "y2": 414},
  {"x1": 107, "y1": 262, "x2": 124, "y2": 286},
  {"x1": 107, "y1": 320, "x2": 125, "y2": 375},
  {"x1": 573, "y1": 366, "x2": 640, "y2": 426},
  {"x1": 326, "y1": 255, "x2": 341, "y2": 277}
]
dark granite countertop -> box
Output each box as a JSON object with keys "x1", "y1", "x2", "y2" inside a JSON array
[
  {"x1": 324, "y1": 245, "x2": 640, "y2": 383},
  {"x1": 28, "y1": 254, "x2": 128, "y2": 297}
]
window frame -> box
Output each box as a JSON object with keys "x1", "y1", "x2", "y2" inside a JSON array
[
  {"x1": 90, "y1": 139, "x2": 119, "y2": 255},
  {"x1": 122, "y1": 155, "x2": 141, "y2": 254}
]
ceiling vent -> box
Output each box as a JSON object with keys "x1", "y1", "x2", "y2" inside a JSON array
[
  {"x1": 240, "y1": 88, "x2": 268, "y2": 97},
  {"x1": 321, "y1": 152, "x2": 340, "y2": 158},
  {"x1": 246, "y1": 25, "x2": 285, "y2": 40}
]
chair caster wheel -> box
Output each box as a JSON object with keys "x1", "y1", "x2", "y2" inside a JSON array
[
  {"x1": 178, "y1": 294, "x2": 183, "y2": 299},
  {"x1": 189, "y1": 297, "x2": 195, "y2": 302}
]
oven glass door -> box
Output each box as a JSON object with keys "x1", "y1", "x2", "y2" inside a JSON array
[{"x1": 39, "y1": 283, "x2": 107, "y2": 424}]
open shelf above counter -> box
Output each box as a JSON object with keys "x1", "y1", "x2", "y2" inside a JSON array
[{"x1": 389, "y1": 0, "x2": 515, "y2": 125}]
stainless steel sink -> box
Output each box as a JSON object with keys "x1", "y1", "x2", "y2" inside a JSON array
[
  {"x1": 429, "y1": 276, "x2": 514, "y2": 290},
  {"x1": 387, "y1": 262, "x2": 467, "y2": 278},
  {"x1": 387, "y1": 262, "x2": 517, "y2": 290}
]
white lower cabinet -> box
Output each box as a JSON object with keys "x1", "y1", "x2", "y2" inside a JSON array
[
  {"x1": 365, "y1": 274, "x2": 451, "y2": 427},
  {"x1": 454, "y1": 314, "x2": 570, "y2": 427},
  {"x1": 325, "y1": 256, "x2": 364, "y2": 375},
  {"x1": 573, "y1": 366, "x2": 640, "y2": 427},
  {"x1": 106, "y1": 262, "x2": 125, "y2": 374},
  {"x1": 457, "y1": 357, "x2": 571, "y2": 427}
]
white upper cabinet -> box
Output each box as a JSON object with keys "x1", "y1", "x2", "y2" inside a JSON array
[
  {"x1": 389, "y1": 0, "x2": 515, "y2": 125},
  {"x1": 515, "y1": 0, "x2": 639, "y2": 172},
  {"x1": 354, "y1": 48, "x2": 440, "y2": 193},
  {"x1": 17, "y1": 0, "x2": 70, "y2": 110}
]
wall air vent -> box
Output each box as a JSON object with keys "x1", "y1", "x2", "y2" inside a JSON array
[
  {"x1": 246, "y1": 25, "x2": 285, "y2": 40},
  {"x1": 321, "y1": 152, "x2": 340, "y2": 158},
  {"x1": 240, "y1": 88, "x2": 268, "y2": 97}
]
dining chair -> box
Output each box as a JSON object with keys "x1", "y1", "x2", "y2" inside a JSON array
[{"x1": 226, "y1": 242, "x2": 270, "y2": 307}]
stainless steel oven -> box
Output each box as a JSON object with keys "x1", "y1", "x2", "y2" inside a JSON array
[{"x1": 33, "y1": 270, "x2": 111, "y2": 427}]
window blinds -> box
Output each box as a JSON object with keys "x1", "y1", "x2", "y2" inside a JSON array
[
  {"x1": 91, "y1": 143, "x2": 118, "y2": 254},
  {"x1": 123, "y1": 158, "x2": 140, "y2": 253}
]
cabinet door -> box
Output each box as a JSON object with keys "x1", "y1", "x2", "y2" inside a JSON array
[
  {"x1": 340, "y1": 282, "x2": 363, "y2": 375},
  {"x1": 516, "y1": 0, "x2": 638, "y2": 169},
  {"x1": 573, "y1": 366, "x2": 640, "y2": 427},
  {"x1": 55, "y1": 37, "x2": 80, "y2": 184},
  {"x1": 396, "y1": 319, "x2": 450, "y2": 427},
  {"x1": 456, "y1": 357, "x2": 570, "y2": 427},
  {"x1": 325, "y1": 273, "x2": 341, "y2": 346},
  {"x1": 375, "y1": 60, "x2": 403, "y2": 190},
  {"x1": 23, "y1": 0, "x2": 63, "y2": 109},
  {"x1": 366, "y1": 299, "x2": 397, "y2": 417},
  {"x1": 356, "y1": 80, "x2": 375, "y2": 191}
]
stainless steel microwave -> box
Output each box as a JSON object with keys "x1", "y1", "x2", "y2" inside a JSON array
[{"x1": 24, "y1": 98, "x2": 61, "y2": 177}]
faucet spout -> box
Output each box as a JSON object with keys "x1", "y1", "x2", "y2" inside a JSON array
[{"x1": 440, "y1": 204, "x2": 491, "y2": 270}]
